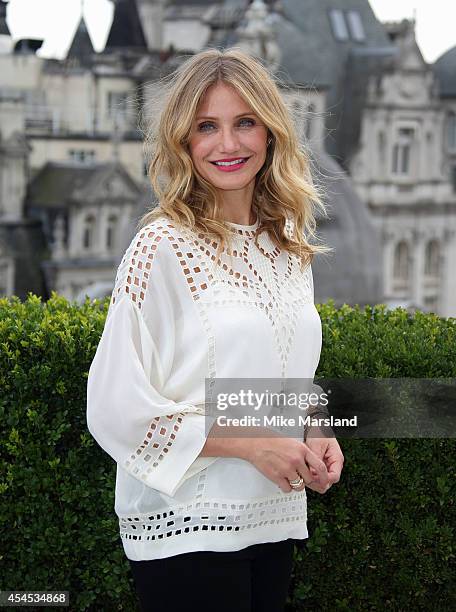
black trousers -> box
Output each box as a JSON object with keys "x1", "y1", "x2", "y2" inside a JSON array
[{"x1": 128, "y1": 538, "x2": 296, "y2": 612}]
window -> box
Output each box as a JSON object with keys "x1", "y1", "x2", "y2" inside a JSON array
[
  {"x1": 447, "y1": 112, "x2": 456, "y2": 151},
  {"x1": 347, "y1": 11, "x2": 365, "y2": 42},
  {"x1": 393, "y1": 241, "x2": 410, "y2": 281},
  {"x1": 424, "y1": 240, "x2": 440, "y2": 277},
  {"x1": 329, "y1": 9, "x2": 365, "y2": 42},
  {"x1": 107, "y1": 91, "x2": 130, "y2": 119},
  {"x1": 106, "y1": 215, "x2": 118, "y2": 250},
  {"x1": 378, "y1": 131, "x2": 386, "y2": 169},
  {"x1": 329, "y1": 9, "x2": 349, "y2": 41},
  {"x1": 69, "y1": 149, "x2": 96, "y2": 165},
  {"x1": 83, "y1": 215, "x2": 95, "y2": 249},
  {"x1": 392, "y1": 128, "x2": 415, "y2": 175}
]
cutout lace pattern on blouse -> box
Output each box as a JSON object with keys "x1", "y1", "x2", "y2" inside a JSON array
[
  {"x1": 109, "y1": 229, "x2": 162, "y2": 312},
  {"x1": 172, "y1": 218, "x2": 313, "y2": 378},
  {"x1": 108, "y1": 217, "x2": 315, "y2": 536},
  {"x1": 120, "y1": 490, "x2": 307, "y2": 543},
  {"x1": 108, "y1": 227, "x2": 198, "y2": 486}
]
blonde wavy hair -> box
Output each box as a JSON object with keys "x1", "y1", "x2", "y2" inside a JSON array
[{"x1": 138, "y1": 47, "x2": 331, "y2": 271}]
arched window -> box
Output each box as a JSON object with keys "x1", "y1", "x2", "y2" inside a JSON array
[
  {"x1": 393, "y1": 241, "x2": 410, "y2": 281},
  {"x1": 106, "y1": 215, "x2": 118, "y2": 250},
  {"x1": 83, "y1": 215, "x2": 95, "y2": 250},
  {"x1": 424, "y1": 240, "x2": 440, "y2": 277}
]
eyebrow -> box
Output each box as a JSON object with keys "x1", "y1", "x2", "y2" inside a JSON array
[{"x1": 196, "y1": 112, "x2": 256, "y2": 120}]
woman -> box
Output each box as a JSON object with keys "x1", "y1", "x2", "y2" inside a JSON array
[{"x1": 86, "y1": 48, "x2": 344, "y2": 612}]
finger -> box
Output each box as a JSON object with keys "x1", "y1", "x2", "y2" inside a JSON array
[
  {"x1": 326, "y1": 456, "x2": 344, "y2": 484},
  {"x1": 273, "y1": 459, "x2": 309, "y2": 491},
  {"x1": 303, "y1": 445, "x2": 329, "y2": 474},
  {"x1": 274, "y1": 456, "x2": 316, "y2": 489},
  {"x1": 287, "y1": 472, "x2": 310, "y2": 491},
  {"x1": 286, "y1": 466, "x2": 313, "y2": 488},
  {"x1": 324, "y1": 442, "x2": 344, "y2": 469},
  {"x1": 306, "y1": 480, "x2": 332, "y2": 494},
  {"x1": 278, "y1": 476, "x2": 293, "y2": 493},
  {"x1": 303, "y1": 447, "x2": 329, "y2": 485},
  {"x1": 327, "y1": 467, "x2": 342, "y2": 484}
]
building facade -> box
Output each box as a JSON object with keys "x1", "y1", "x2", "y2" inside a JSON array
[{"x1": 0, "y1": 0, "x2": 454, "y2": 315}]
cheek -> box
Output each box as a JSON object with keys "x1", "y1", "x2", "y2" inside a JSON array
[
  {"x1": 254, "y1": 133, "x2": 268, "y2": 149},
  {"x1": 189, "y1": 141, "x2": 210, "y2": 167}
]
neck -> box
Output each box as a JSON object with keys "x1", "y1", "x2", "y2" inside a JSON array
[{"x1": 218, "y1": 182, "x2": 256, "y2": 225}]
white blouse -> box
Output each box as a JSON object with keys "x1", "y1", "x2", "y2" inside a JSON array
[{"x1": 86, "y1": 214, "x2": 323, "y2": 561}]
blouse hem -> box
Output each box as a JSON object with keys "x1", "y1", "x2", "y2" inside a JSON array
[{"x1": 121, "y1": 522, "x2": 309, "y2": 561}]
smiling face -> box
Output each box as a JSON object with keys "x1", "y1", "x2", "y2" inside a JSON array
[{"x1": 188, "y1": 81, "x2": 269, "y2": 205}]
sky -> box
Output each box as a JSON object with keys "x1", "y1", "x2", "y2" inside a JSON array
[{"x1": 4, "y1": 0, "x2": 456, "y2": 64}]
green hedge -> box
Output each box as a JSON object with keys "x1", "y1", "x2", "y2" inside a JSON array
[{"x1": 0, "y1": 293, "x2": 455, "y2": 611}]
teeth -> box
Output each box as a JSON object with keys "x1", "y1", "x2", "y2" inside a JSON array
[{"x1": 214, "y1": 158, "x2": 246, "y2": 166}]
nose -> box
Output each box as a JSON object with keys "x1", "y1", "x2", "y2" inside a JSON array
[{"x1": 218, "y1": 126, "x2": 241, "y2": 152}]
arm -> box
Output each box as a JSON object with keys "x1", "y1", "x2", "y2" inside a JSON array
[
  {"x1": 199, "y1": 420, "x2": 331, "y2": 494},
  {"x1": 304, "y1": 383, "x2": 344, "y2": 490},
  {"x1": 86, "y1": 229, "x2": 218, "y2": 498}
]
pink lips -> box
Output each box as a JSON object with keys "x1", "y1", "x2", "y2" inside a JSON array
[{"x1": 210, "y1": 157, "x2": 250, "y2": 172}]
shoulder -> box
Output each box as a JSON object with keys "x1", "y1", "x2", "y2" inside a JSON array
[
  {"x1": 133, "y1": 216, "x2": 193, "y2": 252},
  {"x1": 110, "y1": 217, "x2": 185, "y2": 312},
  {"x1": 131, "y1": 216, "x2": 182, "y2": 245},
  {"x1": 120, "y1": 216, "x2": 187, "y2": 268}
]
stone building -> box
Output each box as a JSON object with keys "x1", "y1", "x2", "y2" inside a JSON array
[
  {"x1": 0, "y1": 0, "x2": 454, "y2": 315},
  {"x1": 347, "y1": 19, "x2": 456, "y2": 316}
]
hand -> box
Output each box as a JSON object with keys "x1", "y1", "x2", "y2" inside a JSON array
[
  {"x1": 304, "y1": 429, "x2": 344, "y2": 494},
  {"x1": 246, "y1": 433, "x2": 330, "y2": 494}
]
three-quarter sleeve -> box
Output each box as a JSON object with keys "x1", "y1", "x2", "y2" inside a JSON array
[{"x1": 86, "y1": 227, "x2": 217, "y2": 498}]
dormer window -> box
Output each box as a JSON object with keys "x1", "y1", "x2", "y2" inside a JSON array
[
  {"x1": 329, "y1": 9, "x2": 349, "y2": 41},
  {"x1": 329, "y1": 9, "x2": 365, "y2": 42},
  {"x1": 347, "y1": 11, "x2": 365, "y2": 42}
]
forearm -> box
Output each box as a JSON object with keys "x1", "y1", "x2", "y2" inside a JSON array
[{"x1": 199, "y1": 421, "x2": 283, "y2": 462}]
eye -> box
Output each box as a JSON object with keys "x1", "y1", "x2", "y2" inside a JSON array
[
  {"x1": 197, "y1": 118, "x2": 257, "y2": 132},
  {"x1": 197, "y1": 122, "x2": 215, "y2": 132},
  {"x1": 239, "y1": 118, "x2": 256, "y2": 127}
]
